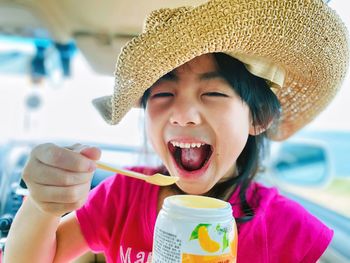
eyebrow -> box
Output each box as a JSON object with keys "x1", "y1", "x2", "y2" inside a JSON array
[
  {"x1": 157, "y1": 70, "x2": 224, "y2": 82},
  {"x1": 199, "y1": 71, "x2": 224, "y2": 80},
  {"x1": 159, "y1": 71, "x2": 178, "y2": 81}
]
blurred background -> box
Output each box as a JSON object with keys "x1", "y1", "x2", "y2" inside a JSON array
[{"x1": 0, "y1": 0, "x2": 349, "y2": 262}]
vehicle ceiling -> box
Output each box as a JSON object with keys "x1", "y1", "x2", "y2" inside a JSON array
[{"x1": 0, "y1": 0, "x2": 207, "y2": 74}]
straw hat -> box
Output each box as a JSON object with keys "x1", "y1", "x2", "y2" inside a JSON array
[{"x1": 92, "y1": 0, "x2": 349, "y2": 141}]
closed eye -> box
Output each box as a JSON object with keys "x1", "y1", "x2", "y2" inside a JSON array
[
  {"x1": 151, "y1": 92, "x2": 174, "y2": 98},
  {"x1": 203, "y1": 92, "x2": 229, "y2": 97}
]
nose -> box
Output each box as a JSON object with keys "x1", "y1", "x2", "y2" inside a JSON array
[{"x1": 169, "y1": 97, "x2": 202, "y2": 126}]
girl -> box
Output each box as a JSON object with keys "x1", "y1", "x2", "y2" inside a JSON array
[{"x1": 4, "y1": 0, "x2": 349, "y2": 262}]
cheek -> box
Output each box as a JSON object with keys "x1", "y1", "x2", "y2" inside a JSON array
[
  {"x1": 145, "y1": 107, "x2": 166, "y2": 155},
  {"x1": 215, "y1": 104, "x2": 251, "y2": 133},
  {"x1": 214, "y1": 107, "x2": 251, "y2": 161},
  {"x1": 219, "y1": 125, "x2": 249, "y2": 157},
  {"x1": 145, "y1": 103, "x2": 165, "y2": 125}
]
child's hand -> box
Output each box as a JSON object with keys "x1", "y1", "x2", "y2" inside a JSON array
[{"x1": 22, "y1": 143, "x2": 101, "y2": 217}]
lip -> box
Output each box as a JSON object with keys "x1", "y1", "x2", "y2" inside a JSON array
[{"x1": 167, "y1": 139, "x2": 213, "y2": 179}]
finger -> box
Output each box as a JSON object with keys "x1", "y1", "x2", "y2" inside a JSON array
[
  {"x1": 29, "y1": 182, "x2": 91, "y2": 204},
  {"x1": 65, "y1": 143, "x2": 89, "y2": 152},
  {"x1": 23, "y1": 158, "x2": 94, "y2": 187},
  {"x1": 80, "y1": 146, "x2": 101, "y2": 161},
  {"x1": 32, "y1": 143, "x2": 96, "y2": 173},
  {"x1": 66, "y1": 144, "x2": 101, "y2": 161}
]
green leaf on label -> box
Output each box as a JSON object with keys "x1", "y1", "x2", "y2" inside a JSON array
[
  {"x1": 216, "y1": 224, "x2": 228, "y2": 235},
  {"x1": 189, "y1": 224, "x2": 211, "y2": 240},
  {"x1": 222, "y1": 232, "x2": 229, "y2": 251}
]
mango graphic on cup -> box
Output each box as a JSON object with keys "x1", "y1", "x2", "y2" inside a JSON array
[
  {"x1": 189, "y1": 224, "x2": 221, "y2": 253},
  {"x1": 198, "y1": 226, "x2": 220, "y2": 252}
]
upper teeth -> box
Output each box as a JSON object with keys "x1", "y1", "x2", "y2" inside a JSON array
[{"x1": 170, "y1": 141, "x2": 205, "y2": 148}]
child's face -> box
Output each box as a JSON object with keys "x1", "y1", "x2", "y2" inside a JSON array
[{"x1": 145, "y1": 53, "x2": 254, "y2": 194}]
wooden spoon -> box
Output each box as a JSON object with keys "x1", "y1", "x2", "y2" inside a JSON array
[{"x1": 96, "y1": 161, "x2": 179, "y2": 186}]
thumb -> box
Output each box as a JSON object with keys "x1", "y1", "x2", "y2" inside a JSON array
[{"x1": 80, "y1": 146, "x2": 101, "y2": 161}]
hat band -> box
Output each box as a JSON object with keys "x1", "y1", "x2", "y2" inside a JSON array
[{"x1": 227, "y1": 52, "x2": 285, "y2": 91}]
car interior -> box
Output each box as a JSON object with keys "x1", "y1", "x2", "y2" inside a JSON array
[{"x1": 0, "y1": 0, "x2": 349, "y2": 262}]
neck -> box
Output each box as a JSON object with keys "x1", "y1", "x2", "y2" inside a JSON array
[
  {"x1": 169, "y1": 180, "x2": 237, "y2": 201},
  {"x1": 159, "y1": 165, "x2": 238, "y2": 201}
]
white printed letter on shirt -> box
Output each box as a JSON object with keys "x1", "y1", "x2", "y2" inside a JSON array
[{"x1": 120, "y1": 246, "x2": 131, "y2": 263}]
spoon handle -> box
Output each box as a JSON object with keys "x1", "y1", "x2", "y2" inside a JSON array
[{"x1": 96, "y1": 162, "x2": 146, "y2": 180}]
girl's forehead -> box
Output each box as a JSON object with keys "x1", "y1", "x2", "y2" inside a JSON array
[{"x1": 175, "y1": 53, "x2": 218, "y2": 75}]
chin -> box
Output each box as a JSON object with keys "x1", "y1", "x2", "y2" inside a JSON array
[{"x1": 176, "y1": 182, "x2": 212, "y2": 196}]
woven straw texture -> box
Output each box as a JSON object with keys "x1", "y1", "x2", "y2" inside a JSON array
[{"x1": 93, "y1": 0, "x2": 349, "y2": 141}]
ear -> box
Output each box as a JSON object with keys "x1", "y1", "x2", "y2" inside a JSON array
[{"x1": 249, "y1": 119, "x2": 274, "y2": 136}]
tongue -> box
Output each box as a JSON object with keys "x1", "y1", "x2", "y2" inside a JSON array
[{"x1": 180, "y1": 147, "x2": 208, "y2": 171}]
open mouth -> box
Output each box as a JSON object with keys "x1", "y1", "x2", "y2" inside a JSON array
[{"x1": 168, "y1": 141, "x2": 213, "y2": 172}]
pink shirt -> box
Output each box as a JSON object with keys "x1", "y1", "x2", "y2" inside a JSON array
[{"x1": 76, "y1": 167, "x2": 333, "y2": 263}]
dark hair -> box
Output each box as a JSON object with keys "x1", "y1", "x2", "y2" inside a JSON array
[{"x1": 140, "y1": 52, "x2": 281, "y2": 224}]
